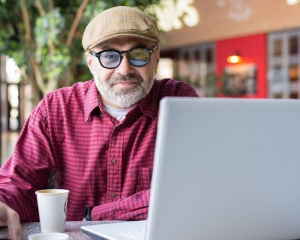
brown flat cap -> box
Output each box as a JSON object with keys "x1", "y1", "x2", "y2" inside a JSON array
[{"x1": 82, "y1": 6, "x2": 160, "y2": 51}]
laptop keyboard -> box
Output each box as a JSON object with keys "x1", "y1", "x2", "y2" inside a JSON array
[{"x1": 119, "y1": 229, "x2": 146, "y2": 240}]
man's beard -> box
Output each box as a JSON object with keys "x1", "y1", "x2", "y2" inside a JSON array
[{"x1": 93, "y1": 72, "x2": 154, "y2": 108}]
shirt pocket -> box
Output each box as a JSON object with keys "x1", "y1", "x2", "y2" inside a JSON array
[{"x1": 131, "y1": 167, "x2": 153, "y2": 193}]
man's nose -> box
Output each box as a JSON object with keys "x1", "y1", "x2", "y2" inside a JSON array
[{"x1": 115, "y1": 55, "x2": 134, "y2": 75}]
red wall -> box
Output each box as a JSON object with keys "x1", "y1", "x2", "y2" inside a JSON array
[{"x1": 216, "y1": 33, "x2": 267, "y2": 98}]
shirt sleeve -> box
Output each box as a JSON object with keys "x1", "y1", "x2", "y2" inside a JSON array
[
  {"x1": 0, "y1": 102, "x2": 55, "y2": 222},
  {"x1": 91, "y1": 190, "x2": 150, "y2": 221},
  {"x1": 177, "y1": 82, "x2": 199, "y2": 97},
  {"x1": 158, "y1": 79, "x2": 199, "y2": 98}
]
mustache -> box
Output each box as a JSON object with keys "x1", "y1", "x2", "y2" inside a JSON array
[{"x1": 108, "y1": 74, "x2": 143, "y2": 84}]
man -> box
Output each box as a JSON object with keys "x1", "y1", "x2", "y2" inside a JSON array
[{"x1": 0, "y1": 6, "x2": 198, "y2": 239}]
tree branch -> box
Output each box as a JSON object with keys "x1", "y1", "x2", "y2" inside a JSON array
[
  {"x1": 49, "y1": 0, "x2": 54, "y2": 12},
  {"x1": 20, "y1": 0, "x2": 46, "y2": 94},
  {"x1": 29, "y1": 56, "x2": 47, "y2": 94},
  {"x1": 20, "y1": 0, "x2": 32, "y2": 43},
  {"x1": 35, "y1": 0, "x2": 45, "y2": 16},
  {"x1": 19, "y1": 1, "x2": 47, "y2": 95},
  {"x1": 48, "y1": 0, "x2": 55, "y2": 55},
  {"x1": 66, "y1": 0, "x2": 90, "y2": 46}
]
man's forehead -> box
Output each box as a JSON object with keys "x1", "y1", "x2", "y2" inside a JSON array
[{"x1": 92, "y1": 37, "x2": 154, "y2": 51}]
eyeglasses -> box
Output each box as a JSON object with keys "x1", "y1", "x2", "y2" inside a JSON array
[{"x1": 89, "y1": 46, "x2": 157, "y2": 69}]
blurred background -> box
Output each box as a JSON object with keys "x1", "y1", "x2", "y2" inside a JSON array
[{"x1": 1, "y1": 0, "x2": 300, "y2": 165}]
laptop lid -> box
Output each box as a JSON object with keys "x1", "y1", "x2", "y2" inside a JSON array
[{"x1": 82, "y1": 97, "x2": 300, "y2": 240}]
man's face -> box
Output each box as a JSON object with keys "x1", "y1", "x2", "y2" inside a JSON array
[{"x1": 85, "y1": 37, "x2": 160, "y2": 109}]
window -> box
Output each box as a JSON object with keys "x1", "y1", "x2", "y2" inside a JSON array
[
  {"x1": 289, "y1": 65, "x2": 298, "y2": 82},
  {"x1": 273, "y1": 39, "x2": 282, "y2": 57},
  {"x1": 268, "y1": 30, "x2": 300, "y2": 99},
  {"x1": 178, "y1": 43, "x2": 215, "y2": 96},
  {"x1": 289, "y1": 36, "x2": 298, "y2": 55}
]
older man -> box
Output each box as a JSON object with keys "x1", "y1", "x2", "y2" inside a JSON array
[{"x1": 0, "y1": 6, "x2": 198, "y2": 239}]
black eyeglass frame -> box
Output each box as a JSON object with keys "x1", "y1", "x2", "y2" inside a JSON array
[{"x1": 89, "y1": 45, "x2": 157, "y2": 69}]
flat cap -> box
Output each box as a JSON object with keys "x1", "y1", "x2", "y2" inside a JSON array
[{"x1": 82, "y1": 6, "x2": 160, "y2": 51}]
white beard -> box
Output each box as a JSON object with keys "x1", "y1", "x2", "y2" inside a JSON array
[{"x1": 93, "y1": 72, "x2": 154, "y2": 108}]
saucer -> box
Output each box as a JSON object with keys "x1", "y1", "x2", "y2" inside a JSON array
[{"x1": 28, "y1": 232, "x2": 69, "y2": 240}]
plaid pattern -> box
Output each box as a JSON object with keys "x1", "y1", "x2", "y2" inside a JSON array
[{"x1": 0, "y1": 79, "x2": 198, "y2": 222}]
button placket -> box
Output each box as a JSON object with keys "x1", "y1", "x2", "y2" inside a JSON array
[{"x1": 106, "y1": 124, "x2": 123, "y2": 202}]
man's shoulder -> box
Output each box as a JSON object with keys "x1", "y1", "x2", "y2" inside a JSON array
[
  {"x1": 153, "y1": 78, "x2": 198, "y2": 97},
  {"x1": 30, "y1": 80, "x2": 95, "y2": 121},
  {"x1": 43, "y1": 80, "x2": 94, "y2": 104},
  {"x1": 154, "y1": 78, "x2": 179, "y2": 87}
]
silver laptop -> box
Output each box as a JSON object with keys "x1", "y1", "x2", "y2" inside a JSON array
[{"x1": 82, "y1": 97, "x2": 300, "y2": 240}]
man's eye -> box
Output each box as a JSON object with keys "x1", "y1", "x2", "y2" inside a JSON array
[
  {"x1": 101, "y1": 52, "x2": 119, "y2": 61},
  {"x1": 131, "y1": 49, "x2": 148, "y2": 59},
  {"x1": 105, "y1": 54, "x2": 118, "y2": 60}
]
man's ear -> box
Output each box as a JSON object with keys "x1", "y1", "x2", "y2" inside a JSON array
[{"x1": 85, "y1": 51, "x2": 95, "y2": 73}]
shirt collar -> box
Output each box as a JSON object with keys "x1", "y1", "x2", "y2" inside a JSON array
[
  {"x1": 84, "y1": 81, "x2": 102, "y2": 122},
  {"x1": 136, "y1": 81, "x2": 158, "y2": 120},
  {"x1": 84, "y1": 80, "x2": 159, "y2": 122}
]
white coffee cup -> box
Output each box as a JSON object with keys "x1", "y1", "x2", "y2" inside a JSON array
[{"x1": 35, "y1": 189, "x2": 69, "y2": 233}]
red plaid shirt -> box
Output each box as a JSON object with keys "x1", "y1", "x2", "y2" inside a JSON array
[{"x1": 0, "y1": 79, "x2": 198, "y2": 222}]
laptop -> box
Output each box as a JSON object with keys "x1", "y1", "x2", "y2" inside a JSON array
[{"x1": 82, "y1": 97, "x2": 300, "y2": 240}]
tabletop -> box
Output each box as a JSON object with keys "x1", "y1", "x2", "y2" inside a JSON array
[{"x1": 0, "y1": 221, "x2": 119, "y2": 240}]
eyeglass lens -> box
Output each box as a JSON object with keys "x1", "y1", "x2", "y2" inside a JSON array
[{"x1": 100, "y1": 48, "x2": 152, "y2": 68}]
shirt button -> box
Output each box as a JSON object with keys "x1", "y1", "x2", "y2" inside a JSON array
[
  {"x1": 111, "y1": 193, "x2": 116, "y2": 198},
  {"x1": 111, "y1": 159, "x2": 118, "y2": 164}
]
